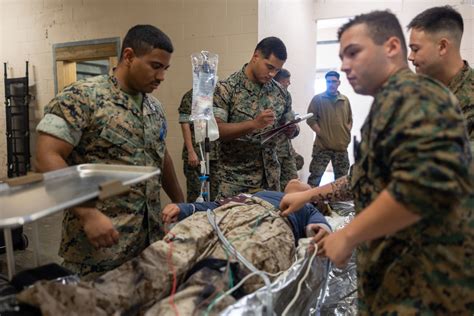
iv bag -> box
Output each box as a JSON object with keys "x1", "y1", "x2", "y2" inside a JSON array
[{"x1": 191, "y1": 51, "x2": 220, "y2": 142}]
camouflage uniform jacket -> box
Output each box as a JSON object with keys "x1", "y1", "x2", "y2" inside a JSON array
[
  {"x1": 213, "y1": 65, "x2": 293, "y2": 191},
  {"x1": 275, "y1": 93, "x2": 297, "y2": 158},
  {"x1": 350, "y1": 68, "x2": 473, "y2": 314},
  {"x1": 447, "y1": 60, "x2": 474, "y2": 142},
  {"x1": 178, "y1": 89, "x2": 219, "y2": 161},
  {"x1": 36, "y1": 74, "x2": 167, "y2": 268}
]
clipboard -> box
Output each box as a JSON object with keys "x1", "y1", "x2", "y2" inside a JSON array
[{"x1": 256, "y1": 113, "x2": 313, "y2": 144}]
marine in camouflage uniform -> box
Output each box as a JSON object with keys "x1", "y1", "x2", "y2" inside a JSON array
[
  {"x1": 350, "y1": 68, "x2": 473, "y2": 315},
  {"x1": 36, "y1": 75, "x2": 167, "y2": 279},
  {"x1": 447, "y1": 60, "x2": 474, "y2": 148},
  {"x1": 407, "y1": 6, "x2": 474, "y2": 149},
  {"x1": 273, "y1": 69, "x2": 301, "y2": 186},
  {"x1": 306, "y1": 85, "x2": 352, "y2": 187},
  {"x1": 213, "y1": 65, "x2": 294, "y2": 198},
  {"x1": 178, "y1": 89, "x2": 219, "y2": 201},
  {"x1": 276, "y1": 132, "x2": 299, "y2": 191},
  {"x1": 17, "y1": 195, "x2": 297, "y2": 315}
]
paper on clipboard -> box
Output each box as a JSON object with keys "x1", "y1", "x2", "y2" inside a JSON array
[{"x1": 257, "y1": 113, "x2": 313, "y2": 144}]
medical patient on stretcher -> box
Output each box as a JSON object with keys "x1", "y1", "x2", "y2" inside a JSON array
[{"x1": 16, "y1": 180, "x2": 331, "y2": 316}]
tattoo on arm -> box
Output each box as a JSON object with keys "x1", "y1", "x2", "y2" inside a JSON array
[{"x1": 310, "y1": 176, "x2": 353, "y2": 203}]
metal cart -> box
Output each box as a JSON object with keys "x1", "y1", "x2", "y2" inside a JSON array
[{"x1": 0, "y1": 164, "x2": 160, "y2": 279}]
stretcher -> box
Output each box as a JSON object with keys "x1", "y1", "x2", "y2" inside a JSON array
[{"x1": 0, "y1": 185, "x2": 357, "y2": 315}]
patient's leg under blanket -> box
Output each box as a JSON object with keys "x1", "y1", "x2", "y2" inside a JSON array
[
  {"x1": 16, "y1": 197, "x2": 295, "y2": 315},
  {"x1": 145, "y1": 265, "x2": 237, "y2": 316}
]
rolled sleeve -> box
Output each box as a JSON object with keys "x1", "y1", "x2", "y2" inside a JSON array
[
  {"x1": 38, "y1": 83, "x2": 93, "y2": 146},
  {"x1": 36, "y1": 114, "x2": 82, "y2": 146},
  {"x1": 213, "y1": 82, "x2": 230, "y2": 122},
  {"x1": 178, "y1": 113, "x2": 191, "y2": 124},
  {"x1": 213, "y1": 107, "x2": 228, "y2": 122}
]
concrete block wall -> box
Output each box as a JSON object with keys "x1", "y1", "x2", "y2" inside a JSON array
[{"x1": 0, "y1": 0, "x2": 258, "y2": 204}]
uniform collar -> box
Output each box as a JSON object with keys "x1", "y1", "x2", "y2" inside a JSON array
[
  {"x1": 238, "y1": 64, "x2": 273, "y2": 93},
  {"x1": 447, "y1": 60, "x2": 472, "y2": 94},
  {"x1": 108, "y1": 75, "x2": 144, "y2": 111}
]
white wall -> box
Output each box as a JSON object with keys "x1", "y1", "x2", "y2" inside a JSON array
[
  {"x1": 259, "y1": 0, "x2": 474, "y2": 182},
  {"x1": 313, "y1": 0, "x2": 473, "y2": 62}
]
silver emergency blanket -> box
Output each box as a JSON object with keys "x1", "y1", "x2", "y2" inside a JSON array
[
  {"x1": 222, "y1": 202, "x2": 357, "y2": 316},
  {"x1": 320, "y1": 202, "x2": 357, "y2": 316},
  {"x1": 221, "y1": 244, "x2": 331, "y2": 316}
]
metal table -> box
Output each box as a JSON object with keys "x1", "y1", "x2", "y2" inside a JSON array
[{"x1": 0, "y1": 164, "x2": 160, "y2": 279}]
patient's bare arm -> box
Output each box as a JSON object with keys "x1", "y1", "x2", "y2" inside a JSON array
[{"x1": 281, "y1": 176, "x2": 354, "y2": 216}]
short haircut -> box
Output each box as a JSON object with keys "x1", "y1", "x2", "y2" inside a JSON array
[
  {"x1": 255, "y1": 37, "x2": 287, "y2": 61},
  {"x1": 338, "y1": 10, "x2": 407, "y2": 57},
  {"x1": 325, "y1": 71, "x2": 340, "y2": 79},
  {"x1": 407, "y1": 6, "x2": 463, "y2": 44},
  {"x1": 120, "y1": 25, "x2": 173, "y2": 60},
  {"x1": 274, "y1": 68, "x2": 291, "y2": 82}
]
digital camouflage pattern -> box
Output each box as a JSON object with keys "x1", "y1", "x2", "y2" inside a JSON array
[
  {"x1": 17, "y1": 196, "x2": 295, "y2": 316},
  {"x1": 178, "y1": 89, "x2": 219, "y2": 201},
  {"x1": 213, "y1": 66, "x2": 293, "y2": 198},
  {"x1": 275, "y1": 107, "x2": 298, "y2": 190},
  {"x1": 36, "y1": 75, "x2": 167, "y2": 278},
  {"x1": 277, "y1": 151, "x2": 298, "y2": 191},
  {"x1": 349, "y1": 68, "x2": 473, "y2": 315},
  {"x1": 294, "y1": 151, "x2": 304, "y2": 171},
  {"x1": 447, "y1": 60, "x2": 474, "y2": 143},
  {"x1": 308, "y1": 146, "x2": 349, "y2": 187},
  {"x1": 276, "y1": 135, "x2": 298, "y2": 191}
]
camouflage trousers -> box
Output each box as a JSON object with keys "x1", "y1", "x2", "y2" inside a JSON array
[
  {"x1": 183, "y1": 159, "x2": 219, "y2": 202},
  {"x1": 294, "y1": 152, "x2": 304, "y2": 171},
  {"x1": 278, "y1": 154, "x2": 298, "y2": 191},
  {"x1": 308, "y1": 146, "x2": 349, "y2": 187},
  {"x1": 61, "y1": 260, "x2": 113, "y2": 282},
  {"x1": 17, "y1": 197, "x2": 295, "y2": 316}
]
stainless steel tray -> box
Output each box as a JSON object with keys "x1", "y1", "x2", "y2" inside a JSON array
[{"x1": 0, "y1": 164, "x2": 160, "y2": 228}]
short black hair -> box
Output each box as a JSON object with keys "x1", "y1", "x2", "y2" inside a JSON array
[
  {"x1": 255, "y1": 37, "x2": 287, "y2": 61},
  {"x1": 120, "y1": 25, "x2": 173, "y2": 60},
  {"x1": 274, "y1": 68, "x2": 291, "y2": 82},
  {"x1": 325, "y1": 71, "x2": 340, "y2": 79},
  {"x1": 407, "y1": 6, "x2": 463, "y2": 44},
  {"x1": 338, "y1": 10, "x2": 407, "y2": 57}
]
